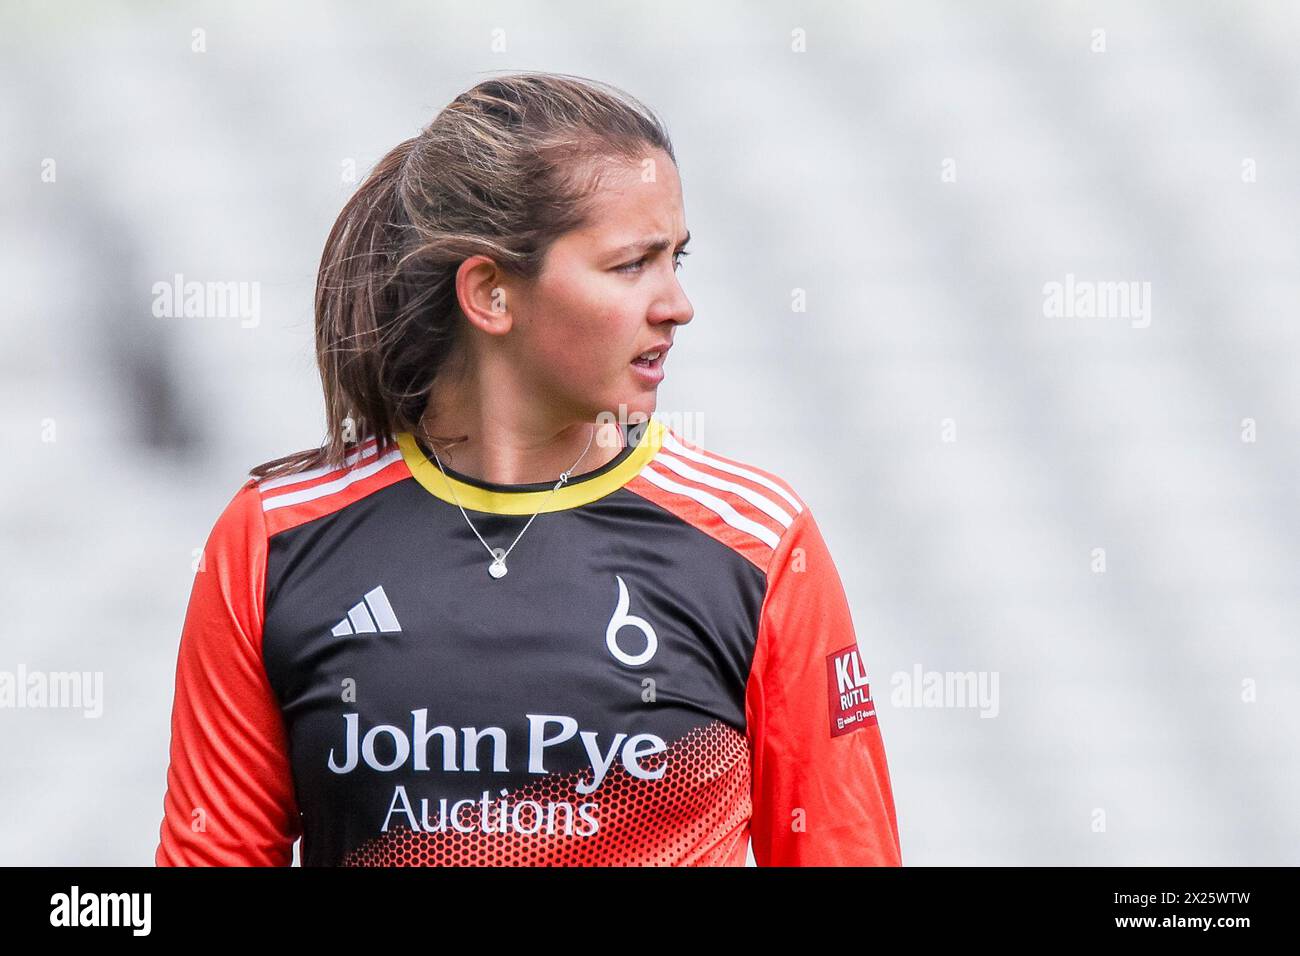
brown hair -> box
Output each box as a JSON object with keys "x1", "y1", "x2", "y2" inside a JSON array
[{"x1": 249, "y1": 71, "x2": 676, "y2": 482}]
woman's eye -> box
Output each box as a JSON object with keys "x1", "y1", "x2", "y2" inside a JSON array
[{"x1": 616, "y1": 251, "x2": 690, "y2": 273}]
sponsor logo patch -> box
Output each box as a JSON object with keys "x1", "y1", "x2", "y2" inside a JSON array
[{"x1": 827, "y1": 644, "x2": 877, "y2": 736}]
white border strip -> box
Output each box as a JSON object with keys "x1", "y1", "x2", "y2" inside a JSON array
[
  {"x1": 262, "y1": 447, "x2": 403, "y2": 511},
  {"x1": 659, "y1": 431, "x2": 803, "y2": 514},
  {"x1": 640, "y1": 464, "x2": 781, "y2": 549},
  {"x1": 258, "y1": 439, "x2": 382, "y2": 491},
  {"x1": 651, "y1": 450, "x2": 795, "y2": 530}
]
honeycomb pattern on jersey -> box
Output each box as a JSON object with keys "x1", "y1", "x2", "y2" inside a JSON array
[{"x1": 341, "y1": 719, "x2": 751, "y2": 866}]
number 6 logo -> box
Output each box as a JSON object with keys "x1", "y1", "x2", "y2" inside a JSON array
[{"x1": 605, "y1": 575, "x2": 657, "y2": 666}]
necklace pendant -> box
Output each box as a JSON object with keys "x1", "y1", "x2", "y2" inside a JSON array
[{"x1": 488, "y1": 547, "x2": 508, "y2": 579}]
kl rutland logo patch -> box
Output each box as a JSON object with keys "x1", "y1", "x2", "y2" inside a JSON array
[{"x1": 827, "y1": 643, "x2": 877, "y2": 737}]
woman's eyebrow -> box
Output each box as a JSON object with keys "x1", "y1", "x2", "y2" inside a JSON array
[{"x1": 609, "y1": 230, "x2": 692, "y2": 258}]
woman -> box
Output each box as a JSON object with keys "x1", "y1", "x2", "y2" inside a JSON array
[{"x1": 155, "y1": 72, "x2": 901, "y2": 867}]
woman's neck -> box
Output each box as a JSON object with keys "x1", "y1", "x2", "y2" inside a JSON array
[
  {"x1": 417, "y1": 342, "x2": 631, "y2": 485},
  {"x1": 416, "y1": 407, "x2": 626, "y2": 487}
]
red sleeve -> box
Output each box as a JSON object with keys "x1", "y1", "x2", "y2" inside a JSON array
[
  {"x1": 155, "y1": 480, "x2": 302, "y2": 866},
  {"x1": 745, "y1": 504, "x2": 902, "y2": 866}
]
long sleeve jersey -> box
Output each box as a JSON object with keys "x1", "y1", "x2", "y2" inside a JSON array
[{"x1": 155, "y1": 415, "x2": 901, "y2": 866}]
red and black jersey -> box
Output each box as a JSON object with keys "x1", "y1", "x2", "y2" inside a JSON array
[{"x1": 155, "y1": 415, "x2": 901, "y2": 866}]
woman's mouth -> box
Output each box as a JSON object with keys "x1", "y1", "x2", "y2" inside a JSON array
[
  {"x1": 631, "y1": 348, "x2": 667, "y2": 384},
  {"x1": 632, "y1": 349, "x2": 662, "y2": 367}
]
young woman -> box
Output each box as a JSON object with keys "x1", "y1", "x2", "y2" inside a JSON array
[{"x1": 155, "y1": 72, "x2": 901, "y2": 867}]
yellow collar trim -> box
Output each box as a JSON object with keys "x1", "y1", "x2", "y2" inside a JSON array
[{"x1": 396, "y1": 417, "x2": 665, "y2": 515}]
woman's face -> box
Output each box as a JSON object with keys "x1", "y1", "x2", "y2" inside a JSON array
[{"x1": 499, "y1": 149, "x2": 694, "y2": 428}]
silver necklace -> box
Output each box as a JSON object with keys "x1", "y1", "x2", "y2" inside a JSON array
[{"x1": 418, "y1": 422, "x2": 600, "y2": 580}]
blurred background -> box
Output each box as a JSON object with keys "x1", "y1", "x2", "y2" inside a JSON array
[{"x1": 2, "y1": 0, "x2": 1297, "y2": 866}]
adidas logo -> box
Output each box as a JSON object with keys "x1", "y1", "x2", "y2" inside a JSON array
[{"x1": 331, "y1": 585, "x2": 402, "y2": 636}]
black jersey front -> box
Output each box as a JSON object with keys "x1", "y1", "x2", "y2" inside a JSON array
[{"x1": 156, "y1": 415, "x2": 901, "y2": 866}]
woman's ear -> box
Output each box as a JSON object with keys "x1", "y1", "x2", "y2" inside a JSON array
[{"x1": 454, "y1": 255, "x2": 516, "y2": 337}]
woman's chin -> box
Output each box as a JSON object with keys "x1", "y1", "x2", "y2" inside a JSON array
[{"x1": 593, "y1": 395, "x2": 656, "y2": 428}]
